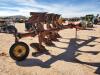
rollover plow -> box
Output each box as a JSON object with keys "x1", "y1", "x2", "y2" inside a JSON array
[{"x1": 9, "y1": 12, "x2": 85, "y2": 61}]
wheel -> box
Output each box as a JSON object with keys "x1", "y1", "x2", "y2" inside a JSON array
[
  {"x1": 81, "y1": 21, "x2": 87, "y2": 29},
  {"x1": 87, "y1": 22, "x2": 93, "y2": 28},
  {"x1": 9, "y1": 42, "x2": 29, "y2": 61},
  {"x1": 6, "y1": 26, "x2": 17, "y2": 34}
]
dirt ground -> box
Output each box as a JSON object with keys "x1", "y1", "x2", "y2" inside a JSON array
[{"x1": 0, "y1": 23, "x2": 100, "y2": 75}]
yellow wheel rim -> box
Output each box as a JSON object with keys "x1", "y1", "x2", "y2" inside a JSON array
[{"x1": 13, "y1": 45, "x2": 26, "y2": 57}]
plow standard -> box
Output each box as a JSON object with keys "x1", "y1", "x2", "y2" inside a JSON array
[{"x1": 9, "y1": 12, "x2": 89, "y2": 61}]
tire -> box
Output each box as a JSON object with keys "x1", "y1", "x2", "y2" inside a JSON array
[
  {"x1": 7, "y1": 26, "x2": 17, "y2": 34},
  {"x1": 9, "y1": 42, "x2": 29, "y2": 61},
  {"x1": 81, "y1": 21, "x2": 87, "y2": 29}
]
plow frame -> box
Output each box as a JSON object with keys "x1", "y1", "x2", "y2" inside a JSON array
[{"x1": 9, "y1": 12, "x2": 83, "y2": 61}]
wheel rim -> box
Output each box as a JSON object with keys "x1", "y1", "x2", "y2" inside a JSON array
[{"x1": 13, "y1": 45, "x2": 26, "y2": 57}]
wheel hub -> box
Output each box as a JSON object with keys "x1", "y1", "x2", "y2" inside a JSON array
[{"x1": 13, "y1": 45, "x2": 26, "y2": 57}]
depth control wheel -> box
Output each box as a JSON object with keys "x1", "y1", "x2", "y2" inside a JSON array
[{"x1": 9, "y1": 42, "x2": 29, "y2": 61}]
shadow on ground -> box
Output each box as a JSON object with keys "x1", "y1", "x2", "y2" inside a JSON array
[{"x1": 16, "y1": 36, "x2": 100, "y2": 74}]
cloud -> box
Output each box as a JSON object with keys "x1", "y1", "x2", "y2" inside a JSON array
[{"x1": 0, "y1": 0, "x2": 99, "y2": 17}]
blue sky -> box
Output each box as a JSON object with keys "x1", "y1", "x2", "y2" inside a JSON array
[{"x1": 0, "y1": 0, "x2": 100, "y2": 17}]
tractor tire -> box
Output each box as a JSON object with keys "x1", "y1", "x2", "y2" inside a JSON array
[
  {"x1": 6, "y1": 26, "x2": 17, "y2": 34},
  {"x1": 81, "y1": 21, "x2": 87, "y2": 29},
  {"x1": 9, "y1": 42, "x2": 29, "y2": 61}
]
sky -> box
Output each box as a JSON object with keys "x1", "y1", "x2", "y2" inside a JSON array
[{"x1": 0, "y1": 0, "x2": 100, "y2": 17}]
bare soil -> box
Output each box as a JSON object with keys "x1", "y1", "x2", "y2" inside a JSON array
[{"x1": 0, "y1": 23, "x2": 100, "y2": 75}]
